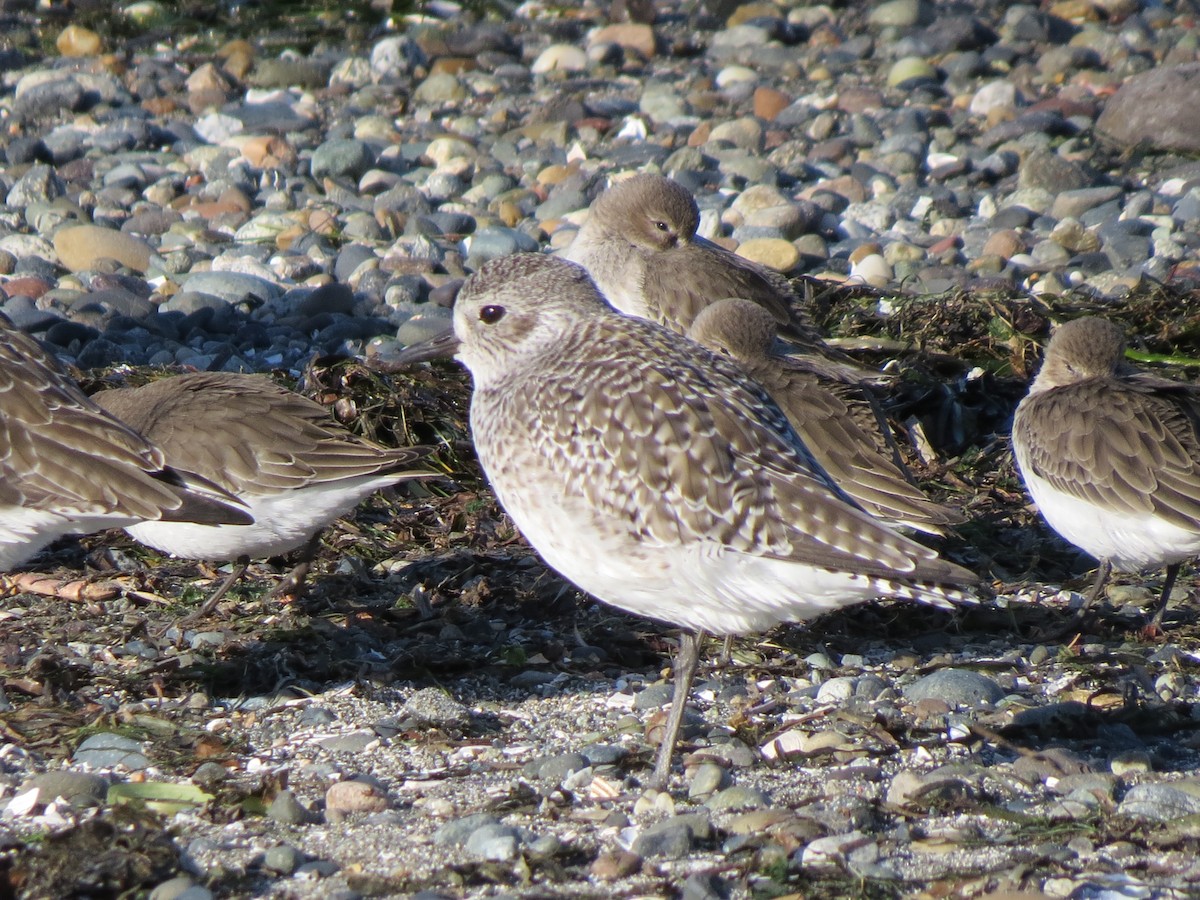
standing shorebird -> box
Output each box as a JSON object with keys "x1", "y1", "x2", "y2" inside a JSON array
[
  {"x1": 93, "y1": 371, "x2": 434, "y2": 614},
  {"x1": 0, "y1": 315, "x2": 250, "y2": 573},
  {"x1": 392, "y1": 253, "x2": 978, "y2": 789},
  {"x1": 1013, "y1": 316, "x2": 1200, "y2": 630},
  {"x1": 688, "y1": 298, "x2": 962, "y2": 537}
]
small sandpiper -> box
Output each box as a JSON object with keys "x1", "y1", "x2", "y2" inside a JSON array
[
  {"x1": 94, "y1": 371, "x2": 434, "y2": 613},
  {"x1": 688, "y1": 297, "x2": 962, "y2": 536},
  {"x1": 1012, "y1": 316, "x2": 1200, "y2": 629},
  {"x1": 560, "y1": 174, "x2": 821, "y2": 338},
  {"x1": 393, "y1": 253, "x2": 978, "y2": 789},
  {"x1": 0, "y1": 315, "x2": 249, "y2": 573}
]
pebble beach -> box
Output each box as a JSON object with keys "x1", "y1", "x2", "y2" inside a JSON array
[{"x1": 4, "y1": 1, "x2": 1200, "y2": 897}]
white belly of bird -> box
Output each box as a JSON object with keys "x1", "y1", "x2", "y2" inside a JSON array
[
  {"x1": 0, "y1": 506, "x2": 142, "y2": 571},
  {"x1": 493, "y1": 480, "x2": 896, "y2": 636},
  {"x1": 122, "y1": 476, "x2": 398, "y2": 560},
  {"x1": 1023, "y1": 471, "x2": 1200, "y2": 571}
]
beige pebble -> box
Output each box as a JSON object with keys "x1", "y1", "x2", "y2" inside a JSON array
[
  {"x1": 217, "y1": 39, "x2": 254, "y2": 80},
  {"x1": 430, "y1": 57, "x2": 476, "y2": 76},
  {"x1": 53, "y1": 225, "x2": 152, "y2": 273},
  {"x1": 532, "y1": 44, "x2": 588, "y2": 74},
  {"x1": 736, "y1": 238, "x2": 800, "y2": 273},
  {"x1": 588, "y1": 23, "x2": 656, "y2": 58},
  {"x1": 708, "y1": 117, "x2": 763, "y2": 152},
  {"x1": 848, "y1": 242, "x2": 884, "y2": 265},
  {"x1": 325, "y1": 779, "x2": 390, "y2": 818},
  {"x1": 887, "y1": 56, "x2": 936, "y2": 87},
  {"x1": 729, "y1": 184, "x2": 791, "y2": 214},
  {"x1": 237, "y1": 134, "x2": 297, "y2": 170},
  {"x1": 424, "y1": 137, "x2": 477, "y2": 168},
  {"x1": 1050, "y1": 218, "x2": 1100, "y2": 253},
  {"x1": 56, "y1": 25, "x2": 102, "y2": 57},
  {"x1": 982, "y1": 229, "x2": 1026, "y2": 259},
  {"x1": 590, "y1": 849, "x2": 641, "y2": 880},
  {"x1": 849, "y1": 252, "x2": 897, "y2": 286},
  {"x1": 753, "y1": 86, "x2": 791, "y2": 121},
  {"x1": 715, "y1": 65, "x2": 757, "y2": 89}
]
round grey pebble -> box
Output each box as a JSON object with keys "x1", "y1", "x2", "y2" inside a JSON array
[
  {"x1": 190, "y1": 762, "x2": 229, "y2": 788},
  {"x1": 21, "y1": 771, "x2": 109, "y2": 808},
  {"x1": 682, "y1": 872, "x2": 730, "y2": 900},
  {"x1": 632, "y1": 812, "x2": 711, "y2": 860},
  {"x1": 903, "y1": 668, "x2": 1005, "y2": 707},
  {"x1": 400, "y1": 686, "x2": 471, "y2": 729},
  {"x1": 687, "y1": 762, "x2": 729, "y2": 799},
  {"x1": 182, "y1": 271, "x2": 282, "y2": 304},
  {"x1": 149, "y1": 877, "x2": 204, "y2": 900},
  {"x1": 316, "y1": 731, "x2": 376, "y2": 753},
  {"x1": 72, "y1": 733, "x2": 150, "y2": 771},
  {"x1": 299, "y1": 706, "x2": 338, "y2": 726},
  {"x1": 263, "y1": 843, "x2": 304, "y2": 875},
  {"x1": 393, "y1": 310, "x2": 454, "y2": 348},
  {"x1": 267, "y1": 789, "x2": 314, "y2": 826},
  {"x1": 1117, "y1": 783, "x2": 1200, "y2": 822},
  {"x1": 634, "y1": 682, "x2": 674, "y2": 709},
  {"x1": 581, "y1": 743, "x2": 628, "y2": 767},
  {"x1": 310, "y1": 139, "x2": 376, "y2": 182},
  {"x1": 433, "y1": 812, "x2": 499, "y2": 847},
  {"x1": 464, "y1": 822, "x2": 524, "y2": 861},
  {"x1": 295, "y1": 282, "x2": 355, "y2": 317},
  {"x1": 704, "y1": 785, "x2": 771, "y2": 811},
  {"x1": 525, "y1": 751, "x2": 590, "y2": 783},
  {"x1": 463, "y1": 227, "x2": 538, "y2": 266}
]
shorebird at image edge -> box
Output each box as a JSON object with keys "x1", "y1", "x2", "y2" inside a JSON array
[
  {"x1": 1013, "y1": 316, "x2": 1200, "y2": 631},
  {"x1": 0, "y1": 314, "x2": 251, "y2": 574}
]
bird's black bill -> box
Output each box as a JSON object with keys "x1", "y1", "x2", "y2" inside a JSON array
[{"x1": 365, "y1": 327, "x2": 461, "y2": 371}]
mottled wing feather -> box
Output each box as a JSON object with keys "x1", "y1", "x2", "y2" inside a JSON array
[
  {"x1": 0, "y1": 325, "x2": 192, "y2": 518},
  {"x1": 753, "y1": 357, "x2": 962, "y2": 530},
  {"x1": 95, "y1": 373, "x2": 428, "y2": 495},
  {"x1": 509, "y1": 318, "x2": 972, "y2": 585},
  {"x1": 1015, "y1": 378, "x2": 1200, "y2": 528}
]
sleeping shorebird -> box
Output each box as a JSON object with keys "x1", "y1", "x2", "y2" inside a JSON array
[
  {"x1": 1013, "y1": 316, "x2": 1200, "y2": 630},
  {"x1": 688, "y1": 298, "x2": 962, "y2": 537},
  {"x1": 0, "y1": 314, "x2": 250, "y2": 577},
  {"x1": 560, "y1": 173, "x2": 816, "y2": 336},
  {"x1": 93, "y1": 371, "x2": 434, "y2": 615},
  {"x1": 388, "y1": 254, "x2": 977, "y2": 789}
]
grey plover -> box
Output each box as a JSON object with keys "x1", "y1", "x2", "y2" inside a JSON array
[
  {"x1": 1013, "y1": 316, "x2": 1200, "y2": 629},
  {"x1": 398, "y1": 253, "x2": 978, "y2": 789},
  {"x1": 0, "y1": 315, "x2": 250, "y2": 573},
  {"x1": 561, "y1": 173, "x2": 818, "y2": 340},
  {"x1": 687, "y1": 298, "x2": 962, "y2": 536},
  {"x1": 94, "y1": 371, "x2": 434, "y2": 611}
]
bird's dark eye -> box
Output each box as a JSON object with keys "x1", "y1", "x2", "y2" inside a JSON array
[{"x1": 480, "y1": 304, "x2": 506, "y2": 324}]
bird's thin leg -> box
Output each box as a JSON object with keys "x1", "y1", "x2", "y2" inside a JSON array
[
  {"x1": 649, "y1": 629, "x2": 704, "y2": 791},
  {"x1": 1148, "y1": 563, "x2": 1181, "y2": 633},
  {"x1": 267, "y1": 532, "x2": 323, "y2": 600},
  {"x1": 1080, "y1": 558, "x2": 1113, "y2": 613},
  {"x1": 182, "y1": 555, "x2": 250, "y2": 622},
  {"x1": 717, "y1": 633, "x2": 733, "y2": 665},
  {"x1": 1033, "y1": 559, "x2": 1112, "y2": 641}
]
